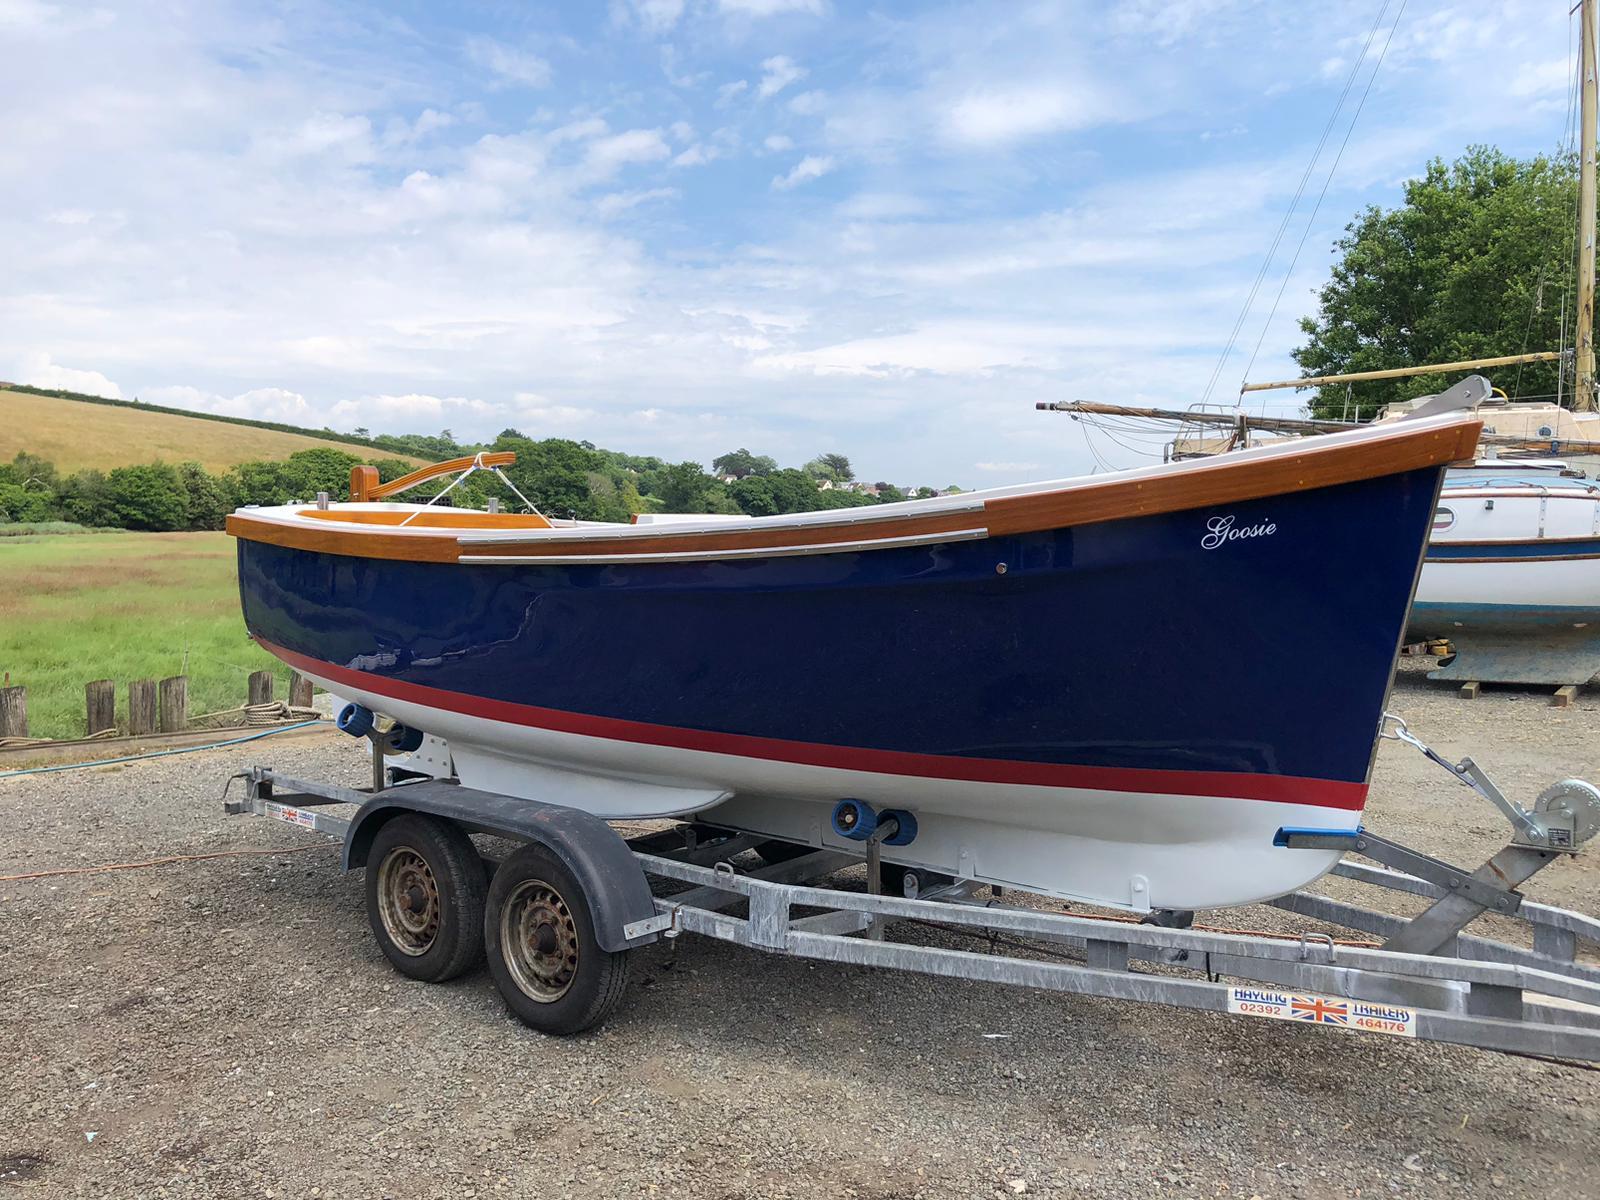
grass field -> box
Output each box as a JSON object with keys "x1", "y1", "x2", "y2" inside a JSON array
[
  {"x1": 0, "y1": 390, "x2": 424, "y2": 473},
  {"x1": 0, "y1": 531, "x2": 292, "y2": 739}
]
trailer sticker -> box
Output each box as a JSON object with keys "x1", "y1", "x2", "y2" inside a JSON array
[
  {"x1": 265, "y1": 802, "x2": 317, "y2": 829},
  {"x1": 1226, "y1": 986, "x2": 1416, "y2": 1038}
]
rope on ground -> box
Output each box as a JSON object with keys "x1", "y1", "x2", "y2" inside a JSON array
[
  {"x1": 0, "y1": 840, "x2": 338, "y2": 884},
  {"x1": 0, "y1": 720, "x2": 323, "y2": 780}
]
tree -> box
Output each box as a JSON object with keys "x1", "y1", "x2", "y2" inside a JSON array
[
  {"x1": 105, "y1": 463, "x2": 188, "y2": 530},
  {"x1": 876, "y1": 484, "x2": 907, "y2": 504},
  {"x1": 0, "y1": 482, "x2": 55, "y2": 523},
  {"x1": 804, "y1": 453, "x2": 854, "y2": 483},
  {"x1": 285, "y1": 447, "x2": 364, "y2": 499},
  {"x1": 1294, "y1": 146, "x2": 1586, "y2": 419},
  {"x1": 655, "y1": 461, "x2": 714, "y2": 512},
  {"x1": 177, "y1": 462, "x2": 230, "y2": 529},
  {"x1": 59, "y1": 469, "x2": 116, "y2": 526},
  {"x1": 712, "y1": 448, "x2": 778, "y2": 479}
]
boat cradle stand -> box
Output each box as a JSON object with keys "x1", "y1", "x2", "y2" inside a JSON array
[{"x1": 225, "y1": 763, "x2": 1600, "y2": 1059}]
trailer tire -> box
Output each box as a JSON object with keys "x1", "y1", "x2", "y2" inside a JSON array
[
  {"x1": 485, "y1": 843, "x2": 630, "y2": 1035},
  {"x1": 365, "y1": 814, "x2": 487, "y2": 983}
]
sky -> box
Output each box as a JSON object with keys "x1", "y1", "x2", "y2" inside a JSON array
[{"x1": 0, "y1": 0, "x2": 1584, "y2": 487}]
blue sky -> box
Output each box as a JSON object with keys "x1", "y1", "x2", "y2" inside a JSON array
[{"x1": 0, "y1": 0, "x2": 1581, "y2": 486}]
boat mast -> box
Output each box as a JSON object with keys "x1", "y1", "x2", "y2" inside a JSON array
[{"x1": 1579, "y1": 0, "x2": 1598, "y2": 411}]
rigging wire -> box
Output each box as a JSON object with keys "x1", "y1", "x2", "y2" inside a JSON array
[
  {"x1": 1238, "y1": 0, "x2": 1409, "y2": 404},
  {"x1": 1198, "y1": 0, "x2": 1396, "y2": 408},
  {"x1": 1516, "y1": 4, "x2": 1584, "y2": 400}
]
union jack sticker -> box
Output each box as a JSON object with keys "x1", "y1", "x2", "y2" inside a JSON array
[
  {"x1": 1290, "y1": 995, "x2": 1348, "y2": 1024},
  {"x1": 1226, "y1": 986, "x2": 1416, "y2": 1038}
]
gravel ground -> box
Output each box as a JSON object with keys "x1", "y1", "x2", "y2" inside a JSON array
[{"x1": 3, "y1": 661, "x2": 1599, "y2": 1199}]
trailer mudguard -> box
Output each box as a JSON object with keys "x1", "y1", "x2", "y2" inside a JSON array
[{"x1": 342, "y1": 781, "x2": 659, "y2": 951}]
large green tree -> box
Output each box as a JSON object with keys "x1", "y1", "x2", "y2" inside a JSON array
[{"x1": 1294, "y1": 147, "x2": 1587, "y2": 419}]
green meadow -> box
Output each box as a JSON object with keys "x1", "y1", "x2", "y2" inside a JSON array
[{"x1": 0, "y1": 531, "x2": 289, "y2": 739}]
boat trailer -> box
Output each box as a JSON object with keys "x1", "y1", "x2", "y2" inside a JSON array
[{"x1": 223, "y1": 730, "x2": 1600, "y2": 1060}]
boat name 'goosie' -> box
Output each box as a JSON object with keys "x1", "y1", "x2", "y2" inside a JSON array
[{"x1": 1201, "y1": 514, "x2": 1276, "y2": 550}]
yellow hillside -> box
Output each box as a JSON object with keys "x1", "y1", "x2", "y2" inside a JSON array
[{"x1": 0, "y1": 390, "x2": 425, "y2": 472}]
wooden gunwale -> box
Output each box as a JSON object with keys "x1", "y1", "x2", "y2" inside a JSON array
[{"x1": 226, "y1": 416, "x2": 1483, "y2": 564}]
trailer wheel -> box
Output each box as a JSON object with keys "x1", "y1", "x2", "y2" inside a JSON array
[
  {"x1": 485, "y1": 844, "x2": 629, "y2": 1035},
  {"x1": 365, "y1": 814, "x2": 487, "y2": 983}
]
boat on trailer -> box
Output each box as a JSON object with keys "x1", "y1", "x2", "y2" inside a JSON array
[{"x1": 228, "y1": 414, "x2": 1480, "y2": 914}]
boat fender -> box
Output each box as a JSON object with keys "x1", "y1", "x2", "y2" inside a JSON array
[
  {"x1": 878, "y1": 808, "x2": 918, "y2": 847},
  {"x1": 384, "y1": 724, "x2": 424, "y2": 754},
  {"x1": 337, "y1": 703, "x2": 374, "y2": 738},
  {"x1": 341, "y1": 781, "x2": 659, "y2": 952},
  {"x1": 831, "y1": 798, "x2": 878, "y2": 841}
]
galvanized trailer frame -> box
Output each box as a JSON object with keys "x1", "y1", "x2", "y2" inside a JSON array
[{"x1": 226, "y1": 763, "x2": 1600, "y2": 1060}]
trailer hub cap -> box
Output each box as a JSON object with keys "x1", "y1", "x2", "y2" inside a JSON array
[
  {"x1": 501, "y1": 880, "x2": 579, "y2": 1002},
  {"x1": 375, "y1": 847, "x2": 440, "y2": 956}
]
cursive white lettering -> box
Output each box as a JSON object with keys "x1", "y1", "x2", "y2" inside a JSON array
[{"x1": 1201, "y1": 514, "x2": 1277, "y2": 550}]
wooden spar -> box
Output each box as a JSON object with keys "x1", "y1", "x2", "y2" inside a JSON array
[
  {"x1": 1036, "y1": 400, "x2": 1352, "y2": 435},
  {"x1": 1037, "y1": 399, "x2": 1600, "y2": 454},
  {"x1": 1240, "y1": 351, "x2": 1563, "y2": 394},
  {"x1": 1579, "y1": 0, "x2": 1598, "y2": 412}
]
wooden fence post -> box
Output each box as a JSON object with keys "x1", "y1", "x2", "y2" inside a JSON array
[
  {"x1": 159, "y1": 676, "x2": 188, "y2": 732},
  {"x1": 128, "y1": 679, "x2": 157, "y2": 735},
  {"x1": 86, "y1": 679, "x2": 116, "y2": 736},
  {"x1": 247, "y1": 670, "x2": 275, "y2": 706},
  {"x1": 0, "y1": 686, "x2": 26, "y2": 739},
  {"x1": 288, "y1": 670, "x2": 314, "y2": 708}
]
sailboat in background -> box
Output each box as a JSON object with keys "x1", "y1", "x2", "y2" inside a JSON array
[{"x1": 1042, "y1": 0, "x2": 1600, "y2": 691}]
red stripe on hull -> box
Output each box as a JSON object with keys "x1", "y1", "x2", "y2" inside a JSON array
[{"x1": 262, "y1": 639, "x2": 1368, "y2": 812}]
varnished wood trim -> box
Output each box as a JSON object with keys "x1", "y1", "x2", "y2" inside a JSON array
[
  {"x1": 366, "y1": 452, "x2": 517, "y2": 501},
  {"x1": 984, "y1": 418, "x2": 1482, "y2": 537},
  {"x1": 226, "y1": 514, "x2": 464, "y2": 562}
]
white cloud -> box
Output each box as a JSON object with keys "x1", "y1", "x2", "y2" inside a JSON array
[
  {"x1": 671, "y1": 143, "x2": 720, "y2": 167},
  {"x1": 382, "y1": 108, "x2": 456, "y2": 147},
  {"x1": 619, "y1": 0, "x2": 683, "y2": 34},
  {"x1": 466, "y1": 37, "x2": 551, "y2": 89},
  {"x1": 144, "y1": 385, "x2": 313, "y2": 423},
  {"x1": 836, "y1": 192, "x2": 928, "y2": 219},
  {"x1": 716, "y1": 79, "x2": 748, "y2": 107},
  {"x1": 11, "y1": 351, "x2": 121, "y2": 399},
  {"x1": 717, "y1": 0, "x2": 826, "y2": 15},
  {"x1": 583, "y1": 128, "x2": 671, "y2": 178},
  {"x1": 330, "y1": 393, "x2": 501, "y2": 428},
  {"x1": 595, "y1": 186, "x2": 679, "y2": 217},
  {"x1": 762, "y1": 134, "x2": 794, "y2": 153},
  {"x1": 659, "y1": 45, "x2": 706, "y2": 88},
  {"x1": 771, "y1": 154, "x2": 834, "y2": 190},
  {"x1": 1508, "y1": 56, "x2": 1572, "y2": 99},
  {"x1": 0, "y1": 1, "x2": 113, "y2": 35},
  {"x1": 787, "y1": 90, "x2": 825, "y2": 115},
  {"x1": 942, "y1": 84, "x2": 1101, "y2": 146},
  {"x1": 757, "y1": 55, "x2": 806, "y2": 99}
]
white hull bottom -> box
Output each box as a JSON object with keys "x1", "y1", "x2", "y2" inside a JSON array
[
  {"x1": 317, "y1": 673, "x2": 1352, "y2": 913},
  {"x1": 1414, "y1": 555, "x2": 1600, "y2": 617}
]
